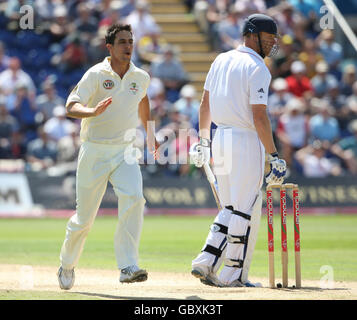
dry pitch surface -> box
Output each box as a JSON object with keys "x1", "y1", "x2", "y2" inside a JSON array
[{"x1": 1, "y1": 264, "x2": 356, "y2": 300}]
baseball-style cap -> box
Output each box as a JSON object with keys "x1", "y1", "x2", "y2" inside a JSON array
[{"x1": 242, "y1": 13, "x2": 278, "y2": 36}]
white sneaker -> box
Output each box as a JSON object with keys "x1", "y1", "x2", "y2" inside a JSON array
[
  {"x1": 57, "y1": 267, "x2": 75, "y2": 290},
  {"x1": 191, "y1": 265, "x2": 223, "y2": 287},
  {"x1": 119, "y1": 265, "x2": 148, "y2": 283}
]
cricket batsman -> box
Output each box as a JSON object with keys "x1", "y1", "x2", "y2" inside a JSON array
[{"x1": 190, "y1": 14, "x2": 287, "y2": 287}]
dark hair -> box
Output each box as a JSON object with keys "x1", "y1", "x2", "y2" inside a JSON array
[{"x1": 105, "y1": 24, "x2": 133, "y2": 44}]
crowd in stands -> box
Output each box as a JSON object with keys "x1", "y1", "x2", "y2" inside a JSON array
[{"x1": 0, "y1": 0, "x2": 356, "y2": 179}]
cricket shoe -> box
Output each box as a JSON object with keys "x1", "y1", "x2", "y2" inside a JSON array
[
  {"x1": 120, "y1": 265, "x2": 148, "y2": 283},
  {"x1": 226, "y1": 279, "x2": 262, "y2": 287},
  {"x1": 191, "y1": 266, "x2": 223, "y2": 287},
  {"x1": 244, "y1": 280, "x2": 262, "y2": 287},
  {"x1": 57, "y1": 267, "x2": 75, "y2": 290}
]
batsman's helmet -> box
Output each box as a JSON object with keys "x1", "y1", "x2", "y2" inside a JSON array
[
  {"x1": 242, "y1": 13, "x2": 278, "y2": 37},
  {"x1": 242, "y1": 13, "x2": 279, "y2": 58}
]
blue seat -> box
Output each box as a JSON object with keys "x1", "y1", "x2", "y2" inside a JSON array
[{"x1": 0, "y1": 30, "x2": 17, "y2": 47}]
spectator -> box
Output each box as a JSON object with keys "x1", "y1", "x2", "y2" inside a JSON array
[
  {"x1": 94, "y1": 0, "x2": 114, "y2": 20},
  {"x1": 295, "y1": 139, "x2": 342, "y2": 177},
  {"x1": 150, "y1": 90, "x2": 174, "y2": 129},
  {"x1": 273, "y1": 34, "x2": 298, "y2": 78},
  {"x1": 34, "y1": 0, "x2": 56, "y2": 21},
  {"x1": 311, "y1": 60, "x2": 338, "y2": 98},
  {"x1": 0, "y1": 41, "x2": 10, "y2": 73},
  {"x1": 54, "y1": 33, "x2": 87, "y2": 73},
  {"x1": 324, "y1": 79, "x2": 348, "y2": 132},
  {"x1": 49, "y1": 5, "x2": 73, "y2": 43},
  {"x1": 268, "y1": 77, "x2": 293, "y2": 133},
  {"x1": 285, "y1": 60, "x2": 313, "y2": 99},
  {"x1": 235, "y1": 0, "x2": 266, "y2": 14},
  {"x1": 36, "y1": 78, "x2": 65, "y2": 121},
  {"x1": 340, "y1": 64, "x2": 356, "y2": 97},
  {"x1": 0, "y1": 136, "x2": 12, "y2": 158},
  {"x1": 5, "y1": 0, "x2": 34, "y2": 23},
  {"x1": 269, "y1": 1, "x2": 302, "y2": 37},
  {"x1": 174, "y1": 84, "x2": 200, "y2": 129},
  {"x1": 0, "y1": 100, "x2": 19, "y2": 158},
  {"x1": 145, "y1": 70, "x2": 165, "y2": 101},
  {"x1": 331, "y1": 119, "x2": 357, "y2": 175},
  {"x1": 316, "y1": 30, "x2": 343, "y2": 77},
  {"x1": 171, "y1": 120, "x2": 197, "y2": 177},
  {"x1": 57, "y1": 125, "x2": 80, "y2": 163},
  {"x1": 151, "y1": 45, "x2": 189, "y2": 103},
  {"x1": 309, "y1": 101, "x2": 340, "y2": 143},
  {"x1": 216, "y1": 4, "x2": 243, "y2": 52},
  {"x1": 43, "y1": 105, "x2": 77, "y2": 142},
  {"x1": 0, "y1": 57, "x2": 36, "y2": 100},
  {"x1": 118, "y1": 0, "x2": 137, "y2": 18},
  {"x1": 0, "y1": 100, "x2": 19, "y2": 140},
  {"x1": 10, "y1": 131, "x2": 27, "y2": 159},
  {"x1": 137, "y1": 25, "x2": 167, "y2": 64},
  {"x1": 7, "y1": 83, "x2": 38, "y2": 143},
  {"x1": 125, "y1": 0, "x2": 159, "y2": 43},
  {"x1": 26, "y1": 126, "x2": 57, "y2": 171},
  {"x1": 74, "y1": 2, "x2": 98, "y2": 44},
  {"x1": 346, "y1": 81, "x2": 357, "y2": 107},
  {"x1": 298, "y1": 38, "x2": 324, "y2": 79},
  {"x1": 288, "y1": 0, "x2": 322, "y2": 19},
  {"x1": 87, "y1": 27, "x2": 109, "y2": 65},
  {"x1": 98, "y1": 2, "x2": 121, "y2": 29},
  {"x1": 198, "y1": 0, "x2": 229, "y2": 49},
  {"x1": 276, "y1": 98, "x2": 308, "y2": 168}
]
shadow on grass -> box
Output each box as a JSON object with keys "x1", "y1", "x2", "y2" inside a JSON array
[{"x1": 270, "y1": 286, "x2": 349, "y2": 292}]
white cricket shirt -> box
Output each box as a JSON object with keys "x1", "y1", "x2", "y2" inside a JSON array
[
  {"x1": 204, "y1": 45, "x2": 271, "y2": 130},
  {"x1": 66, "y1": 57, "x2": 150, "y2": 144}
]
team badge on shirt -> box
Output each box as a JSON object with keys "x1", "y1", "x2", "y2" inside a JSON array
[
  {"x1": 129, "y1": 82, "x2": 139, "y2": 95},
  {"x1": 103, "y1": 79, "x2": 114, "y2": 89}
]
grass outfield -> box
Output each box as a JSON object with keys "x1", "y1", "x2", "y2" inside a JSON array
[{"x1": 0, "y1": 214, "x2": 356, "y2": 283}]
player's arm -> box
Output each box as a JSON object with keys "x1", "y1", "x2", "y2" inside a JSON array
[
  {"x1": 253, "y1": 104, "x2": 287, "y2": 184},
  {"x1": 138, "y1": 94, "x2": 159, "y2": 156},
  {"x1": 252, "y1": 104, "x2": 277, "y2": 154},
  {"x1": 66, "y1": 97, "x2": 112, "y2": 119},
  {"x1": 65, "y1": 69, "x2": 112, "y2": 119},
  {"x1": 189, "y1": 89, "x2": 211, "y2": 168},
  {"x1": 199, "y1": 89, "x2": 211, "y2": 140}
]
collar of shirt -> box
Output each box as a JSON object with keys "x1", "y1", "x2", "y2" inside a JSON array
[
  {"x1": 237, "y1": 45, "x2": 264, "y2": 62},
  {"x1": 101, "y1": 56, "x2": 136, "y2": 78}
]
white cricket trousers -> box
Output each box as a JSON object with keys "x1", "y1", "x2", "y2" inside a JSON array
[
  {"x1": 192, "y1": 126, "x2": 265, "y2": 284},
  {"x1": 60, "y1": 141, "x2": 146, "y2": 270},
  {"x1": 212, "y1": 126, "x2": 265, "y2": 211}
]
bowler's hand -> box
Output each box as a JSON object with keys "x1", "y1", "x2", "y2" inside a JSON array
[{"x1": 92, "y1": 96, "x2": 112, "y2": 116}]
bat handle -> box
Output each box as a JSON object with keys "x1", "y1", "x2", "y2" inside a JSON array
[{"x1": 203, "y1": 162, "x2": 216, "y2": 184}]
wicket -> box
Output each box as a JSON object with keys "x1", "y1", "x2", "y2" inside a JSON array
[{"x1": 266, "y1": 183, "x2": 301, "y2": 289}]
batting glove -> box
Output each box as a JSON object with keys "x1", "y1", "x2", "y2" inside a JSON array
[
  {"x1": 189, "y1": 138, "x2": 211, "y2": 168},
  {"x1": 265, "y1": 152, "x2": 287, "y2": 185}
]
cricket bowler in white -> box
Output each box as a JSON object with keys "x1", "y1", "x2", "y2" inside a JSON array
[
  {"x1": 57, "y1": 24, "x2": 159, "y2": 290},
  {"x1": 190, "y1": 14, "x2": 287, "y2": 287}
]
